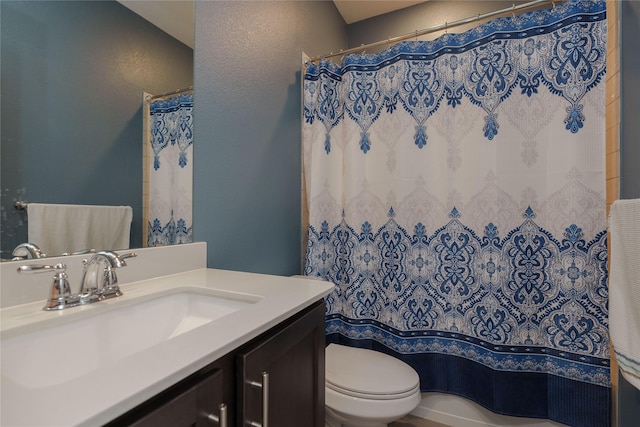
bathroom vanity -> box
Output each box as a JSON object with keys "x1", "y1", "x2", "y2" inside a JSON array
[
  {"x1": 107, "y1": 300, "x2": 326, "y2": 427},
  {"x1": 0, "y1": 243, "x2": 333, "y2": 426}
]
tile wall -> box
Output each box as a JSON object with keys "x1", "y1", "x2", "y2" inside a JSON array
[{"x1": 605, "y1": 0, "x2": 621, "y2": 420}]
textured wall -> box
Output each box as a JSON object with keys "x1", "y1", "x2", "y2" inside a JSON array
[
  {"x1": 193, "y1": 1, "x2": 347, "y2": 274},
  {"x1": 620, "y1": 1, "x2": 640, "y2": 200},
  {"x1": 0, "y1": 1, "x2": 193, "y2": 258},
  {"x1": 618, "y1": 1, "x2": 640, "y2": 425}
]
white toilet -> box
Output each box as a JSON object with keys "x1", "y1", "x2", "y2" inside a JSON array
[{"x1": 325, "y1": 343, "x2": 422, "y2": 427}]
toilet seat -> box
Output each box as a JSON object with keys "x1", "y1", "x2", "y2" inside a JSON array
[{"x1": 325, "y1": 344, "x2": 420, "y2": 400}]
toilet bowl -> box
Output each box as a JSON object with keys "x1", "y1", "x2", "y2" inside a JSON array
[{"x1": 325, "y1": 344, "x2": 421, "y2": 427}]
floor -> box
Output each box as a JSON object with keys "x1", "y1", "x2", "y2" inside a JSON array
[{"x1": 391, "y1": 415, "x2": 451, "y2": 427}]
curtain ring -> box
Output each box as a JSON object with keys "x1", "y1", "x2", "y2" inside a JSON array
[
  {"x1": 512, "y1": 3, "x2": 516, "y2": 18},
  {"x1": 445, "y1": 21, "x2": 448, "y2": 34}
]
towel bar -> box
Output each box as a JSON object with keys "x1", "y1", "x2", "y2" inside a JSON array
[{"x1": 14, "y1": 201, "x2": 28, "y2": 211}]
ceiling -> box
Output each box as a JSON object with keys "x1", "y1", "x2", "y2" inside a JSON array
[
  {"x1": 117, "y1": 1, "x2": 428, "y2": 49},
  {"x1": 117, "y1": 0, "x2": 195, "y2": 48},
  {"x1": 333, "y1": 1, "x2": 429, "y2": 24}
]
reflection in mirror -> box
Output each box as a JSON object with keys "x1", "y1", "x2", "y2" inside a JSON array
[
  {"x1": 0, "y1": 0, "x2": 194, "y2": 260},
  {"x1": 10, "y1": 242, "x2": 48, "y2": 260},
  {"x1": 144, "y1": 90, "x2": 194, "y2": 247}
]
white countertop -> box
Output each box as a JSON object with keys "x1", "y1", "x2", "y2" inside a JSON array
[{"x1": 0, "y1": 267, "x2": 333, "y2": 426}]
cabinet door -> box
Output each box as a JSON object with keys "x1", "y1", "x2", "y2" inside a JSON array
[
  {"x1": 128, "y1": 369, "x2": 227, "y2": 427},
  {"x1": 107, "y1": 354, "x2": 234, "y2": 427},
  {"x1": 238, "y1": 301, "x2": 325, "y2": 427}
]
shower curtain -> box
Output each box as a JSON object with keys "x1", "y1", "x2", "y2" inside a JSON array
[
  {"x1": 303, "y1": 1, "x2": 609, "y2": 426},
  {"x1": 145, "y1": 92, "x2": 193, "y2": 246}
]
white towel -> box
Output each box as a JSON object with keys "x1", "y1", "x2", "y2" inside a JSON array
[
  {"x1": 609, "y1": 198, "x2": 640, "y2": 390},
  {"x1": 27, "y1": 203, "x2": 133, "y2": 256}
]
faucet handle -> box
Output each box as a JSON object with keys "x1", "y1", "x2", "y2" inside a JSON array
[
  {"x1": 61, "y1": 248, "x2": 96, "y2": 256},
  {"x1": 79, "y1": 251, "x2": 137, "y2": 300},
  {"x1": 17, "y1": 263, "x2": 74, "y2": 311},
  {"x1": 101, "y1": 252, "x2": 137, "y2": 299}
]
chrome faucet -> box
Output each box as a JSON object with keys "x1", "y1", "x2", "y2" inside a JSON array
[
  {"x1": 79, "y1": 251, "x2": 137, "y2": 302},
  {"x1": 12, "y1": 242, "x2": 47, "y2": 260},
  {"x1": 17, "y1": 250, "x2": 136, "y2": 311}
]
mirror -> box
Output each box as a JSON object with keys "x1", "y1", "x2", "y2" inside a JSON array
[{"x1": 0, "y1": 0, "x2": 194, "y2": 260}]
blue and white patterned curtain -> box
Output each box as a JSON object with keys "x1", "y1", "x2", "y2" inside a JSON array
[
  {"x1": 147, "y1": 93, "x2": 193, "y2": 246},
  {"x1": 303, "y1": 1, "x2": 609, "y2": 425}
]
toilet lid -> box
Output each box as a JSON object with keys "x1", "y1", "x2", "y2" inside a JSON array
[{"x1": 325, "y1": 344, "x2": 420, "y2": 399}]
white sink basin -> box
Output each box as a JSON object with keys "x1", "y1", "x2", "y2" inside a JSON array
[{"x1": 1, "y1": 287, "x2": 258, "y2": 389}]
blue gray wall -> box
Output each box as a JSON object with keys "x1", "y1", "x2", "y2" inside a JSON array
[
  {"x1": 620, "y1": 1, "x2": 640, "y2": 201},
  {"x1": 618, "y1": 1, "x2": 640, "y2": 425},
  {"x1": 0, "y1": 0, "x2": 193, "y2": 258},
  {"x1": 193, "y1": 1, "x2": 347, "y2": 275}
]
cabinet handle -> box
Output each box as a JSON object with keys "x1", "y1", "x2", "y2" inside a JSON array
[
  {"x1": 206, "y1": 403, "x2": 227, "y2": 427},
  {"x1": 247, "y1": 371, "x2": 269, "y2": 427}
]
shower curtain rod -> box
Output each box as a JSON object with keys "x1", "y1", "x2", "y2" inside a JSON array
[
  {"x1": 146, "y1": 85, "x2": 193, "y2": 101},
  {"x1": 308, "y1": 0, "x2": 556, "y2": 63}
]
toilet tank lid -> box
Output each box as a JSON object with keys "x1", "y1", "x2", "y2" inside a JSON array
[{"x1": 325, "y1": 344, "x2": 420, "y2": 395}]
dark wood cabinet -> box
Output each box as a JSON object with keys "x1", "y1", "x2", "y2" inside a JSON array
[
  {"x1": 238, "y1": 299, "x2": 325, "y2": 427},
  {"x1": 128, "y1": 369, "x2": 226, "y2": 427},
  {"x1": 106, "y1": 300, "x2": 325, "y2": 427},
  {"x1": 106, "y1": 353, "x2": 235, "y2": 427}
]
